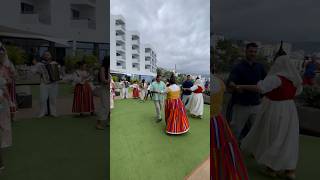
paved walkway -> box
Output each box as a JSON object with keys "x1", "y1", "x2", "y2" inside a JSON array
[{"x1": 185, "y1": 157, "x2": 210, "y2": 180}]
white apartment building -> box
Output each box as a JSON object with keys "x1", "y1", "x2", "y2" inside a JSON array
[
  {"x1": 0, "y1": 0, "x2": 109, "y2": 62},
  {"x1": 110, "y1": 15, "x2": 157, "y2": 79}
]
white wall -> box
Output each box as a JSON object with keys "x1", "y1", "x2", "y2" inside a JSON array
[{"x1": 0, "y1": 0, "x2": 108, "y2": 44}]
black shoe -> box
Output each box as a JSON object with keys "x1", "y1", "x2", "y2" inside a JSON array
[{"x1": 156, "y1": 119, "x2": 162, "y2": 123}]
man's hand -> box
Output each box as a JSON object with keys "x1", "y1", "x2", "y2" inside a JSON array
[{"x1": 228, "y1": 82, "x2": 242, "y2": 93}]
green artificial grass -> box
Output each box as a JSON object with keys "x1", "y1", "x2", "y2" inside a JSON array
[
  {"x1": 110, "y1": 99, "x2": 210, "y2": 180},
  {"x1": 0, "y1": 115, "x2": 108, "y2": 180},
  {"x1": 246, "y1": 135, "x2": 320, "y2": 179}
]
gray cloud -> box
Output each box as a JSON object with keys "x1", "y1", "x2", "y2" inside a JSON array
[
  {"x1": 213, "y1": 0, "x2": 320, "y2": 42},
  {"x1": 111, "y1": 0, "x2": 210, "y2": 74}
]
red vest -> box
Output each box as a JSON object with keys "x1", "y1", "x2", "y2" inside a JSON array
[
  {"x1": 265, "y1": 76, "x2": 296, "y2": 101},
  {"x1": 194, "y1": 86, "x2": 203, "y2": 93}
]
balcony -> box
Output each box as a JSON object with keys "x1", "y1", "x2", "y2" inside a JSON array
[
  {"x1": 145, "y1": 65, "x2": 151, "y2": 69},
  {"x1": 116, "y1": 45, "x2": 125, "y2": 52},
  {"x1": 20, "y1": 13, "x2": 39, "y2": 24},
  {"x1": 71, "y1": 0, "x2": 96, "y2": 7},
  {"x1": 132, "y1": 57, "x2": 140, "y2": 63},
  {"x1": 116, "y1": 24, "x2": 126, "y2": 32},
  {"x1": 116, "y1": 55, "x2": 125, "y2": 62},
  {"x1": 71, "y1": 19, "x2": 96, "y2": 29},
  {"x1": 145, "y1": 60, "x2": 151, "y2": 65},
  {"x1": 145, "y1": 52, "x2": 152, "y2": 57},
  {"x1": 132, "y1": 49, "x2": 140, "y2": 55},
  {"x1": 116, "y1": 35, "x2": 125, "y2": 42},
  {"x1": 132, "y1": 39, "x2": 140, "y2": 45}
]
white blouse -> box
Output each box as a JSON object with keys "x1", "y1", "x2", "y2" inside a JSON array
[{"x1": 257, "y1": 75, "x2": 282, "y2": 94}]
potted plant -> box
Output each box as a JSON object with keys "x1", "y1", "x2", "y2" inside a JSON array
[{"x1": 296, "y1": 86, "x2": 320, "y2": 136}]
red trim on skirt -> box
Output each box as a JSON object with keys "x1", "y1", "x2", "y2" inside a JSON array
[
  {"x1": 165, "y1": 98, "x2": 190, "y2": 134},
  {"x1": 72, "y1": 83, "x2": 95, "y2": 113}
]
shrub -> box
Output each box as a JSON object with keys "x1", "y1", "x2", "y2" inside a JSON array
[
  {"x1": 5, "y1": 45, "x2": 28, "y2": 65},
  {"x1": 64, "y1": 51, "x2": 98, "y2": 73},
  {"x1": 300, "y1": 86, "x2": 320, "y2": 109}
]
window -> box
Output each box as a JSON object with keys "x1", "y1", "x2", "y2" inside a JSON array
[
  {"x1": 71, "y1": 9, "x2": 80, "y2": 20},
  {"x1": 21, "y1": 2, "x2": 34, "y2": 14},
  {"x1": 117, "y1": 62, "x2": 121, "y2": 66}
]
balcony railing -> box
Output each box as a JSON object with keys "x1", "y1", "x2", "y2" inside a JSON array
[
  {"x1": 116, "y1": 24, "x2": 126, "y2": 32},
  {"x1": 20, "y1": 13, "x2": 39, "y2": 24},
  {"x1": 71, "y1": 19, "x2": 96, "y2": 29},
  {"x1": 116, "y1": 35, "x2": 125, "y2": 42},
  {"x1": 116, "y1": 56, "x2": 125, "y2": 62},
  {"x1": 132, "y1": 39, "x2": 140, "y2": 45},
  {"x1": 132, "y1": 49, "x2": 140, "y2": 54},
  {"x1": 71, "y1": 0, "x2": 96, "y2": 7},
  {"x1": 116, "y1": 45, "x2": 126, "y2": 51}
]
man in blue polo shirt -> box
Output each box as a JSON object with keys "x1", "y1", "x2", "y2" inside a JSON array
[{"x1": 227, "y1": 43, "x2": 267, "y2": 141}]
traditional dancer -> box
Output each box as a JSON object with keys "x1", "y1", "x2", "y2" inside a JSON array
[
  {"x1": 139, "y1": 79, "x2": 148, "y2": 102},
  {"x1": 97, "y1": 56, "x2": 110, "y2": 129},
  {"x1": 71, "y1": 61, "x2": 95, "y2": 115},
  {"x1": 131, "y1": 81, "x2": 140, "y2": 99},
  {"x1": 150, "y1": 75, "x2": 166, "y2": 122},
  {"x1": 185, "y1": 78, "x2": 205, "y2": 119},
  {"x1": 122, "y1": 79, "x2": 130, "y2": 99},
  {"x1": 0, "y1": 76, "x2": 8, "y2": 172},
  {"x1": 0, "y1": 47, "x2": 12, "y2": 148},
  {"x1": 31, "y1": 51, "x2": 61, "y2": 118},
  {"x1": 181, "y1": 75, "x2": 194, "y2": 107},
  {"x1": 210, "y1": 72, "x2": 248, "y2": 180},
  {"x1": 0, "y1": 44, "x2": 17, "y2": 121},
  {"x1": 110, "y1": 75, "x2": 115, "y2": 109},
  {"x1": 239, "y1": 45, "x2": 302, "y2": 179},
  {"x1": 164, "y1": 74, "x2": 190, "y2": 135}
]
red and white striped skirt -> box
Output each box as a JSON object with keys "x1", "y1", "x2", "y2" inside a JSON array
[
  {"x1": 7, "y1": 81, "x2": 17, "y2": 113},
  {"x1": 132, "y1": 88, "x2": 139, "y2": 98},
  {"x1": 72, "y1": 83, "x2": 95, "y2": 113},
  {"x1": 165, "y1": 98, "x2": 190, "y2": 134}
]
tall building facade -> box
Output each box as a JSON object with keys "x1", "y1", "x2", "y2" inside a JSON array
[
  {"x1": 110, "y1": 15, "x2": 157, "y2": 78},
  {"x1": 0, "y1": 0, "x2": 109, "y2": 62}
]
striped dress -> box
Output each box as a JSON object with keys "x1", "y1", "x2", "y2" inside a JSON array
[
  {"x1": 4, "y1": 59, "x2": 17, "y2": 114},
  {"x1": 72, "y1": 70, "x2": 95, "y2": 113},
  {"x1": 165, "y1": 84, "x2": 189, "y2": 134},
  {"x1": 210, "y1": 75, "x2": 248, "y2": 180}
]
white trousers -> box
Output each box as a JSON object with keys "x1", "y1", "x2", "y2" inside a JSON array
[
  {"x1": 230, "y1": 104, "x2": 260, "y2": 140},
  {"x1": 140, "y1": 89, "x2": 147, "y2": 100},
  {"x1": 153, "y1": 100, "x2": 163, "y2": 119},
  {"x1": 98, "y1": 85, "x2": 109, "y2": 121},
  {"x1": 39, "y1": 82, "x2": 58, "y2": 117},
  {"x1": 122, "y1": 88, "x2": 129, "y2": 99}
]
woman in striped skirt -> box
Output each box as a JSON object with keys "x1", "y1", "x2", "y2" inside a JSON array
[
  {"x1": 164, "y1": 74, "x2": 189, "y2": 135},
  {"x1": 131, "y1": 81, "x2": 140, "y2": 99},
  {"x1": 1, "y1": 45, "x2": 17, "y2": 121},
  {"x1": 210, "y1": 74, "x2": 248, "y2": 180},
  {"x1": 71, "y1": 61, "x2": 95, "y2": 115}
]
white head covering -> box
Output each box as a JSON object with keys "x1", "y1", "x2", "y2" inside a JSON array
[
  {"x1": 194, "y1": 79, "x2": 205, "y2": 90},
  {"x1": 268, "y1": 55, "x2": 303, "y2": 95}
]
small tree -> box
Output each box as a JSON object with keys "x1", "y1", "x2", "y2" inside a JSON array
[{"x1": 5, "y1": 45, "x2": 28, "y2": 65}]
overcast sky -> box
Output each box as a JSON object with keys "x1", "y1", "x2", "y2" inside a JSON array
[
  {"x1": 213, "y1": 0, "x2": 320, "y2": 42},
  {"x1": 111, "y1": 0, "x2": 210, "y2": 74}
]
